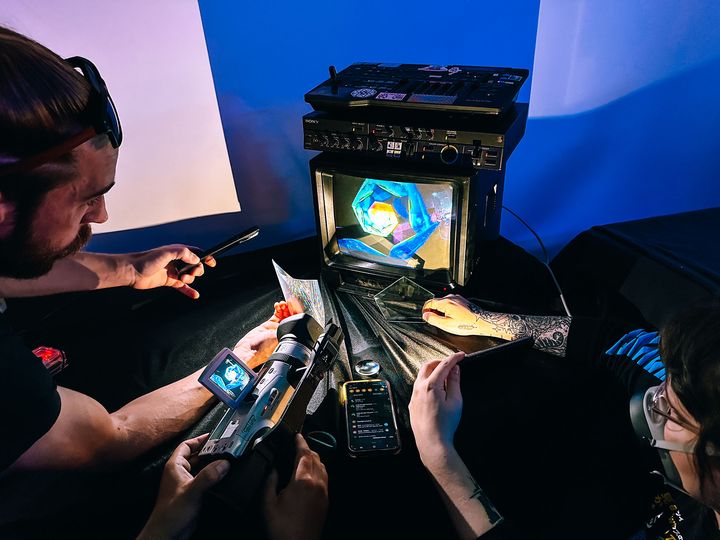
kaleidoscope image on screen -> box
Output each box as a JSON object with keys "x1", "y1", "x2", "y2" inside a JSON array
[
  {"x1": 333, "y1": 176, "x2": 453, "y2": 270},
  {"x1": 210, "y1": 357, "x2": 251, "y2": 400}
]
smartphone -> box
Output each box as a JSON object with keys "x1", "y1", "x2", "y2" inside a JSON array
[
  {"x1": 176, "y1": 226, "x2": 260, "y2": 275},
  {"x1": 342, "y1": 379, "x2": 401, "y2": 457}
]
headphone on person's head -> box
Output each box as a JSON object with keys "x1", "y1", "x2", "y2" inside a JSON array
[
  {"x1": 0, "y1": 56, "x2": 122, "y2": 178},
  {"x1": 629, "y1": 386, "x2": 689, "y2": 493}
]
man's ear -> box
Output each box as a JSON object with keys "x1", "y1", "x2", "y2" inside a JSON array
[{"x1": 0, "y1": 192, "x2": 17, "y2": 238}]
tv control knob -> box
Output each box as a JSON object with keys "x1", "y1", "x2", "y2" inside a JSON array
[
  {"x1": 352, "y1": 138, "x2": 364, "y2": 151},
  {"x1": 369, "y1": 138, "x2": 383, "y2": 152},
  {"x1": 331, "y1": 136, "x2": 340, "y2": 148},
  {"x1": 321, "y1": 134, "x2": 330, "y2": 147},
  {"x1": 341, "y1": 137, "x2": 351, "y2": 149},
  {"x1": 440, "y1": 145, "x2": 459, "y2": 165}
]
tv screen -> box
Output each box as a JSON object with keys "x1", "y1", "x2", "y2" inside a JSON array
[
  {"x1": 313, "y1": 154, "x2": 504, "y2": 288},
  {"x1": 329, "y1": 173, "x2": 456, "y2": 272}
]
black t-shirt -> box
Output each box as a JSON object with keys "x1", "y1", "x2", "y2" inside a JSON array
[{"x1": 0, "y1": 314, "x2": 61, "y2": 472}]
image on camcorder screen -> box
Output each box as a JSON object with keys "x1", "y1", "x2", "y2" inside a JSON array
[
  {"x1": 210, "y1": 356, "x2": 251, "y2": 400},
  {"x1": 332, "y1": 175, "x2": 453, "y2": 271}
]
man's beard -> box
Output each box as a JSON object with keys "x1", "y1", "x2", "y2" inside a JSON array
[{"x1": 0, "y1": 223, "x2": 92, "y2": 279}]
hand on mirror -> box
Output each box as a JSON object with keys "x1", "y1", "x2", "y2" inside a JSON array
[
  {"x1": 138, "y1": 433, "x2": 230, "y2": 540},
  {"x1": 422, "y1": 295, "x2": 497, "y2": 337},
  {"x1": 126, "y1": 244, "x2": 217, "y2": 300},
  {"x1": 263, "y1": 434, "x2": 329, "y2": 540},
  {"x1": 409, "y1": 352, "x2": 464, "y2": 469}
]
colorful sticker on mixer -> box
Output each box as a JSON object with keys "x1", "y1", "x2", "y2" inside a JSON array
[
  {"x1": 419, "y1": 65, "x2": 448, "y2": 72},
  {"x1": 350, "y1": 88, "x2": 377, "y2": 98},
  {"x1": 376, "y1": 92, "x2": 406, "y2": 101}
]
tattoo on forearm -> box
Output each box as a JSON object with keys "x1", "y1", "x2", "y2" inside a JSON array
[
  {"x1": 468, "y1": 476, "x2": 503, "y2": 526},
  {"x1": 521, "y1": 314, "x2": 571, "y2": 357},
  {"x1": 471, "y1": 303, "x2": 571, "y2": 357}
]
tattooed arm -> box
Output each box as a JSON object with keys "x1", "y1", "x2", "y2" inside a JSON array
[
  {"x1": 423, "y1": 294, "x2": 571, "y2": 357},
  {"x1": 410, "y1": 353, "x2": 503, "y2": 538}
]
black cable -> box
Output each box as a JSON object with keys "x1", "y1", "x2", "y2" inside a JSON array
[{"x1": 502, "y1": 206, "x2": 572, "y2": 318}]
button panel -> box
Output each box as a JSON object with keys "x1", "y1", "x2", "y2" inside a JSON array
[{"x1": 304, "y1": 128, "x2": 503, "y2": 170}]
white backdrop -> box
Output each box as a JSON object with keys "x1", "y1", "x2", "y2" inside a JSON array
[{"x1": 1, "y1": 0, "x2": 240, "y2": 233}]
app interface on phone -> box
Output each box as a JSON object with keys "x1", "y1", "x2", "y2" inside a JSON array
[
  {"x1": 346, "y1": 381, "x2": 399, "y2": 451},
  {"x1": 210, "y1": 355, "x2": 252, "y2": 400}
]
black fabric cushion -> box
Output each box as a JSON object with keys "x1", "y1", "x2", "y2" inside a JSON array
[{"x1": 552, "y1": 207, "x2": 720, "y2": 328}]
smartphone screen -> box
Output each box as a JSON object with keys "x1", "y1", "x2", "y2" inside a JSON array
[{"x1": 344, "y1": 380, "x2": 400, "y2": 455}]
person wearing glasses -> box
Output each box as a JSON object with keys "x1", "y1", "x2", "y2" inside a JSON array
[
  {"x1": 0, "y1": 25, "x2": 289, "y2": 482},
  {"x1": 411, "y1": 295, "x2": 720, "y2": 539}
]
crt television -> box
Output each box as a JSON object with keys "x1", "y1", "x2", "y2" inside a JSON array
[{"x1": 311, "y1": 153, "x2": 506, "y2": 292}]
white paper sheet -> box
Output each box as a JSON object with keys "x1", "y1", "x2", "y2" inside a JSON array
[{"x1": 272, "y1": 261, "x2": 325, "y2": 325}]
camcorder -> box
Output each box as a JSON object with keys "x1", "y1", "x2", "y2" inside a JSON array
[{"x1": 197, "y1": 313, "x2": 343, "y2": 510}]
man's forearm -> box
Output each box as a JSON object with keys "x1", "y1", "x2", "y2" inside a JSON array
[
  {"x1": 0, "y1": 252, "x2": 133, "y2": 297},
  {"x1": 106, "y1": 366, "x2": 216, "y2": 462},
  {"x1": 482, "y1": 312, "x2": 570, "y2": 357},
  {"x1": 465, "y1": 302, "x2": 571, "y2": 357},
  {"x1": 424, "y1": 448, "x2": 503, "y2": 539}
]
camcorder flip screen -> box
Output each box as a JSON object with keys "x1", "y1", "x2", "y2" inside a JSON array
[{"x1": 199, "y1": 348, "x2": 258, "y2": 408}]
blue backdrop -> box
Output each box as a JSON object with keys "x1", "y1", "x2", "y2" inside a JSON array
[
  {"x1": 511, "y1": 0, "x2": 720, "y2": 257},
  {"x1": 89, "y1": 0, "x2": 720, "y2": 262}
]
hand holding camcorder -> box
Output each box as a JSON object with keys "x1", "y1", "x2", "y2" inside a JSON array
[{"x1": 196, "y1": 312, "x2": 343, "y2": 510}]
